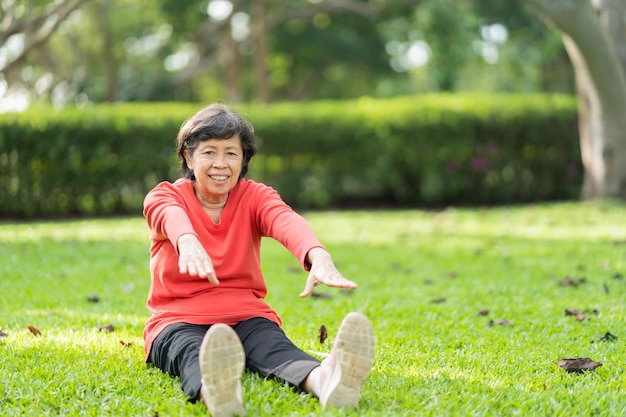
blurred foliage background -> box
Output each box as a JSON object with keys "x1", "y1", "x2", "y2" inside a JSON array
[
  {"x1": 0, "y1": 0, "x2": 573, "y2": 108},
  {"x1": 0, "y1": 0, "x2": 584, "y2": 218}
]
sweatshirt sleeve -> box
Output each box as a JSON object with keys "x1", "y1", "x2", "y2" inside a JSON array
[
  {"x1": 143, "y1": 181, "x2": 197, "y2": 253},
  {"x1": 254, "y1": 184, "x2": 325, "y2": 270}
]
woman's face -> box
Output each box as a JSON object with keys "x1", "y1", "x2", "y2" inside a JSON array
[{"x1": 184, "y1": 135, "x2": 243, "y2": 204}]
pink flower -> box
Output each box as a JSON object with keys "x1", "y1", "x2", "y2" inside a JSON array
[{"x1": 470, "y1": 157, "x2": 489, "y2": 173}]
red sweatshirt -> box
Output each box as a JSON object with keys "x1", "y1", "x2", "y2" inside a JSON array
[{"x1": 142, "y1": 178, "x2": 324, "y2": 359}]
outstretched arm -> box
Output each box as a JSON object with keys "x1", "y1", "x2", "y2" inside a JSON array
[
  {"x1": 177, "y1": 234, "x2": 219, "y2": 285},
  {"x1": 299, "y1": 247, "x2": 358, "y2": 298}
]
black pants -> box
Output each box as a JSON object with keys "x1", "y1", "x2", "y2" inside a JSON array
[{"x1": 148, "y1": 317, "x2": 321, "y2": 402}]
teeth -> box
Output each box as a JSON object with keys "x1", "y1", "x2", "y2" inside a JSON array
[{"x1": 211, "y1": 175, "x2": 228, "y2": 181}]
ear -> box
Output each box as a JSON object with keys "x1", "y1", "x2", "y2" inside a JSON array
[{"x1": 183, "y1": 149, "x2": 193, "y2": 170}]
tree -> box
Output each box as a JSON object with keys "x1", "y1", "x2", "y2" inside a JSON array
[
  {"x1": 168, "y1": 0, "x2": 420, "y2": 103},
  {"x1": 520, "y1": 0, "x2": 626, "y2": 199},
  {"x1": 0, "y1": 0, "x2": 87, "y2": 75}
]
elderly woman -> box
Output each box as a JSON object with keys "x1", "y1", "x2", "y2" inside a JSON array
[{"x1": 142, "y1": 103, "x2": 375, "y2": 417}]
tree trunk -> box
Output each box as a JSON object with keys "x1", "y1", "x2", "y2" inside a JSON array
[
  {"x1": 594, "y1": 0, "x2": 626, "y2": 75},
  {"x1": 521, "y1": 0, "x2": 626, "y2": 199}
]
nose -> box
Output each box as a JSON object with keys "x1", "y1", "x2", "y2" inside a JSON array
[{"x1": 212, "y1": 154, "x2": 229, "y2": 169}]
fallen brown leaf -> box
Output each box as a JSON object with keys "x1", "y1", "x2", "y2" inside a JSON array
[
  {"x1": 557, "y1": 358, "x2": 602, "y2": 373},
  {"x1": 318, "y1": 324, "x2": 328, "y2": 344},
  {"x1": 27, "y1": 325, "x2": 41, "y2": 336},
  {"x1": 430, "y1": 297, "x2": 446, "y2": 304},
  {"x1": 488, "y1": 318, "x2": 511, "y2": 327},
  {"x1": 597, "y1": 331, "x2": 618, "y2": 342},
  {"x1": 559, "y1": 276, "x2": 587, "y2": 287},
  {"x1": 565, "y1": 309, "x2": 585, "y2": 321},
  {"x1": 97, "y1": 324, "x2": 115, "y2": 333},
  {"x1": 119, "y1": 340, "x2": 133, "y2": 347},
  {"x1": 87, "y1": 294, "x2": 100, "y2": 303},
  {"x1": 564, "y1": 308, "x2": 582, "y2": 316},
  {"x1": 0, "y1": 328, "x2": 8, "y2": 342},
  {"x1": 478, "y1": 309, "x2": 490, "y2": 316}
]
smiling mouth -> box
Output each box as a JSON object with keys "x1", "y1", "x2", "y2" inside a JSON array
[{"x1": 209, "y1": 175, "x2": 229, "y2": 181}]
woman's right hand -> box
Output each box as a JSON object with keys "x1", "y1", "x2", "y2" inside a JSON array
[{"x1": 177, "y1": 234, "x2": 219, "y2": 285}]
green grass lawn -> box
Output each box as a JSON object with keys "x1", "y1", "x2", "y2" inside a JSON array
[{"x1": 1, "y1": 201, "x2": 625, "y2": 416}]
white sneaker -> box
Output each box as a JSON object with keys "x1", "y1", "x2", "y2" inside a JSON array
[
  {"x1": 199, "y1": 324, "x2": 246, "y2": 417},
  {"x1": 316, "y1": 312, "x2": 375, "y2": 409}
]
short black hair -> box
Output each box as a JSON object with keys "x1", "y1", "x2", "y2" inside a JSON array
[{"x1": 176, "y1": 103, "x2": 256, "y2": 179}]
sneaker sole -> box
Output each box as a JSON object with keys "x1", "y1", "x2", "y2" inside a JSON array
[
  {"x1": 199, "y1": 324, "x2": 246, "y2": 417},
  {"x1": 323, "y1": 312, "x2": 375, "y2": 408}
]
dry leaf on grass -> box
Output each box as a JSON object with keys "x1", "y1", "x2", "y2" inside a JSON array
[
  {"x1": 27, "y1": 325, "x2": 41, "y2": 336},
  {"x1": 559, "y1": 276, "x2": 587, "y2": 287},
  {"x1": 565, "y1": 308, "x2": 599, "y2": 322},
  {"x1": 488, "y1": 318, "x2": 511, "y2": 327},
  {"x1": 595, "y1": 331, "x2": 617, "y2": 342},
  {"x1": 0, "y1": 328, "x2": 8, "y2": 342},
  {"x1": 87, "y1": 294, "x2": 101, "y2": 303},
  {"x1": 557, "y1": 358, "x2": 602, "y2": 373},
  {"x1": 97, "y1": 324, "x2": 115, "y2": 333},
  {"x1": 564, "y1": 308, "x2": 582, "y2": 316},
  {"x1": 318, "y1": 324, "x2": 328, "y2": 344},
  {"x1": 564, "y1": 308, "x2": 585, "y2": 321}
]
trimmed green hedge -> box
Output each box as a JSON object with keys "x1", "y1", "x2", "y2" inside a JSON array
[{"x1": 0, "y1": 94, "x2": 580, "y2": 218}]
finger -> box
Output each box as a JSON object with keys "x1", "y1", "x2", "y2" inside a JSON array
[
  {"x1": 332, "y1": 279, "x2": 358, "y2": 289},
  {"x1": 299, "y1": 281, "x2": 314, "y2": 298},
  {"x1": 185, "y1": 261, "x2": 198, "y2": 276},
  {"x1": 194, "y1": 260, "x2": 211, "y2": 277},
  {"x1": 206, "y1": 271, "x2": 220, "y2": 286},
  {"x1": 198, "y1": 259, "x2": 219, "y2": 284}
]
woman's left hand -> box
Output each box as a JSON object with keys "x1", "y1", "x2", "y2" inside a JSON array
[{"x1": 299, "y1": 248, "x2": 358, "y2": 298}]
